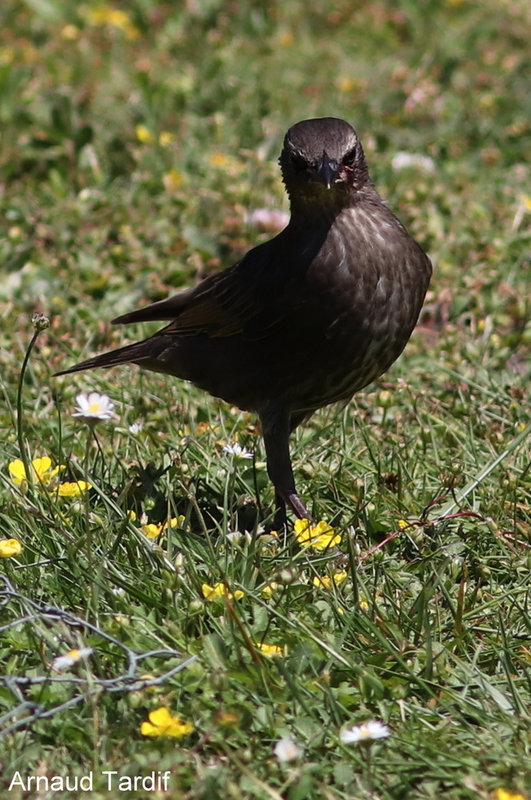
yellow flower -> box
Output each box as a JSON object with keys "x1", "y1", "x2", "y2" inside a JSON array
[
  {"x1": 8, "y1": 457, "x2": 64, "y2": 486},
  {"x1": 261, "y1": 581, "x2": 279, "y2": 598},
  {"x1": 279, "y1": 31, "x2": 294, "y2": 46},
  {"x1": 86, "y1": 5, "x2": 140, "y2": 39},
  {"x1": 255, "y1": 642, "x2": 284, "y2": 658},
  {"x1": 201, "y1": 583, "x2": 244, "y2": 601},
  {"x1": 294, "y1": 519, "x2": 341, "y2": 550},
  {"x1": 217, "y1": 709, "x2": 240, "y2": 727},
  {"x1": 163, "y1": 516, "x2": 185, "y2": 530},
  {"x1": 159, "y1": 131, "x2": 175, "y2": 147},
  {"x1": 56, "y1": 481, "x2": 91, "y2": 497},
  {"x1": 208, "y1": 152, "x2": 230, "y2": 168},
  {"x1": 337, "y1": 77, "x2": 355, "y2": 92},
  {"x1": 312, "y1": 570, "x2": 347, "y2": 589},
  {"x1": 140, "y1": 707, "x2": 193, "y2": 738},
  {"x1": 61, "y1": 24, "x2": 79, "y2": 40},
  {"x1": 397, "y1": 519, "x2": 409, "y2": 529},
  {"x1": 494, "y1": 790, "x2": 527, "y2": 800},
  {"x1": 163, "y1": 168, "x2": 182, "y2": 192},
  {"x1": 135, "y1": 124, "x2": 153, "y2": 144},
  {"x1": 142, "y1": 523, "x2": 163, "y2": 539},
  {"x1": 0, "y1": 538, "x2": 22, "y2": 558},
  {"x1": 141, "y1": 516, "x2": 185, "y2": 538},
  {"x1": 0, "y1": 47, "x2": 15, "y2": 65}
]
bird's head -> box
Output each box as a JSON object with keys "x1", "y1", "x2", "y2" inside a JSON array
[{"x1": 279, "y1": 117, "x2": 371, "y2": 215}]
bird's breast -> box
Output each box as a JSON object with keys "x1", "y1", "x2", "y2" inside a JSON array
[{"x1": 285, "y1": 204, "x2": 431, "y2": 410}]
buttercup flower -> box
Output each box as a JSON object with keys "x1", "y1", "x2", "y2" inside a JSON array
[
  {"x1": 294, "y1": 519, "x2": 341, "y2": 550},
  {"x1": 135, "y1": 124, "x2": 153, "y2": 143},
  {"x1": 312, "y1": 571, "x2": 348, "y2": 589},
  {"x1": 0, "y1": 538, "x2": 22, "y2": 558},
  {"x1": 208, "y1": 152, "x2": 231, "y2": 168},
  {"x1": 51, "y1": 647, "x2": 93, "y2": 672},
  {"x1": 142, "y1": 523, "x2": 164, "y2": 539},
  {"x1": 8, "y1": 457, "x2": 63, "y2": 486},
  {"x1": 56, "y1": 481, "x2": 91, "y2": 497},
  {"x1": 140, "y1": 707, "x2": 193, "y2": 738},
  {"x1": 202, "y1": 583, "x2": 244, "y2": 601},
  {"x1": 255, "y1": 642, "x2": 284, "y2": 658},
  {"x1": 164, "y1": 516, "x2": 185, "y2": 529},
  {"x1": 159, "y1": 131, "x2": 175, "y2": 147},
  {"x1": 261, "y1": 581, "x2": 279, "y2": 598},
  {"x1": 274, "y1": 737, "x2": 303, "y2": 763},
  {"x1": 340, "y1": 720, "x2": 390, "y2": 744},
  {"x1": 141, "y1": 516, "x2": 185, "y2": 538},
  {"x1": 85, "y1": 5, "x2": 139, "y2": 39},
  {"x1": 163, "y1": 168, "x2": 183, "y2": 192},
  {"x1": 73, "y1": 392, "x2": 114, "y2": 421},
  {"x1": 494, "y1": 790, "x2": 527, "y2": 800}
]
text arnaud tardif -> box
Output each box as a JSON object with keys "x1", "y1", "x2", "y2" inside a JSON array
[{"x1": 8, "y1": 770, "x2": 172, "y2": 793}]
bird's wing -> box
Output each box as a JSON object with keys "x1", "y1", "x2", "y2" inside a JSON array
[{"x1": 113, "y1": 239, "x2": 302, "y2": 340}]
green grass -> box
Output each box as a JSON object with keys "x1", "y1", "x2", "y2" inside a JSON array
[{"x1": 1, "y1": 1, "x2": 530, "y2": 798}]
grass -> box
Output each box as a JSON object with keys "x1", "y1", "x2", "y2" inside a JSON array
[{"x1": 0, "y1": 0, "x2": 529, "y2": 798}]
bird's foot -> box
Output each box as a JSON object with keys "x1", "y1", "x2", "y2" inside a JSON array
[
  {"x1": 286, "y1": 491, "x2": 311, "y2": 520},
  {"x1": 264, "y1": 491, "x2": 311, "y2": 533}
]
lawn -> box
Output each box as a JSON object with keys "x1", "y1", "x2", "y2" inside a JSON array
[{"x1": 0, "y1": 1, "x2": 529, "y2": 798}]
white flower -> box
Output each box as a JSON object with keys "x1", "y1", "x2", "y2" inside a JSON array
[
  {"x1": 391, "y1": 151, "x2": 435, "y2": 172},
  {"x1": 73, "y1": 392, "x2": 114, "y2": 421},
  {"x1": 274, "y1": 737, "x2": 303, "y2": 763},
  {"x1": 247, "y1": 208, "x2": 290, "y2": 232},
  {"x1": 51, "y1": 646, "x2": 93, "y2": 672},
  {"x1": 222, "y1": 443, "x2": 253, "y2": 459},
  {"x1": 128, "y1": 421, "x2": 143, "y2": 434},
  {"x1": 340, "y1": 720, "x2": 391, "y2": 744}
]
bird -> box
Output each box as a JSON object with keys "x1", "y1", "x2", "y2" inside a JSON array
[{"x1": 55, "y1": 117, "x2": 432, "y2": 527}]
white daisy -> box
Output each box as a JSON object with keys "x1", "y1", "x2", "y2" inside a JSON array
[
  {"x1": 274, "y1": 737, "x2": 303, "y2": 763},
  {"x1": 391, "y1": 151, "x2": 435, "y2": 172},
  {"x1": 247, "y1": 208, "x2": 290, "y2": 232},
  {"x1": 73, "y1": 392, "x2": 115, "y2": 421},
  {"x1": 340, "y1": 720, "x2": 390, "y2": 744},
  {"x1": 51, "y1": 646, "x2": 93, "y2": 672},
  {"x1": 222, "y1": 443, "x2": 253, "y2": 459}
]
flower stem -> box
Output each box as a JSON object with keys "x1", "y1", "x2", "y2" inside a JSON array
[{"x1": 16, "y1": 315, "x2": 50, "y2": 496}]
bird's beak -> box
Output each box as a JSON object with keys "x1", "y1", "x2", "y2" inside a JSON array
[{"x1": 316, "y1": 151, "x2": 339, "y2": 189}]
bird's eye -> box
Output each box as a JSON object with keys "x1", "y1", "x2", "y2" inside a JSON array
[
  {"x1": 290, "y1": 152, "x2": 309, "y2": 172},
  {"x1": 342, "y1": 147, "x2": 357, "y2": 168}
]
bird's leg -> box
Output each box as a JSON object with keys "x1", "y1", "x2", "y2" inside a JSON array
[
  {"x1": 260, "y1": 405, "x2": 310, "y2": 525},
  {"x1": 271, "y1": 493, "x2": 287, "y2": 532}
]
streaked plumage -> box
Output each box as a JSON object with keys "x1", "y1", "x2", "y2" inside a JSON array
[{"x1": 56, "y1": 117, "x2": 432, "y2": 525}]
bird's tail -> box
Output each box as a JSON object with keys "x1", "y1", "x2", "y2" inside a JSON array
[{"x1": 54, "y1": 338, "x2": 161, "y2": 377}]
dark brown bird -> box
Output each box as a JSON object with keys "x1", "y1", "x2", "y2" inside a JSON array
[{"x1": 56, "y1": 117, "x2": 432, "y2": 526}]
